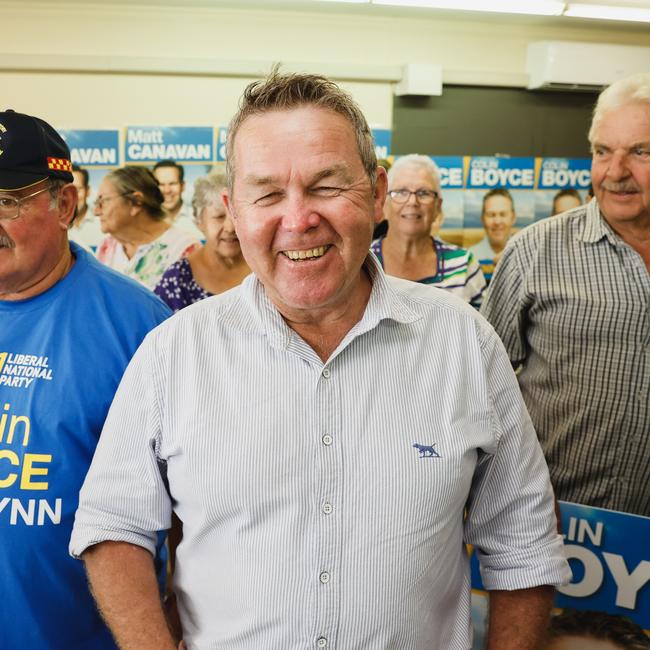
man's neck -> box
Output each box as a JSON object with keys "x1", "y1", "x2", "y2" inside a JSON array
[
  {"x1": 114, "y1": 219, "x2": 169, "y2": 260},
  {"x1": 489, "y1": 238, "x2": 507, "y2": 255},
  {"x1": 165, "y1": 201, "x2": 183, "y2": 221},
  {"x1": 605, "y1": 213, "x2": 650, "y2": 272},
  {"x1": 275, "y1": 269, "x2": 373, "y2": 363},
  {"x1": 383, "y1": 230, "x2": 432, "y2": 260}
]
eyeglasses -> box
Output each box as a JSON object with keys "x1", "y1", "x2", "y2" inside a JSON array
[
  {"x1": 94, "y1": 193, "x2": 128, "y2": 210},
  {"x1": 388, "y1": 189, "x2": 439, "y2": 205},
  {"x1": 0, "y1": 186, "x2": 51, "y2": 221}
]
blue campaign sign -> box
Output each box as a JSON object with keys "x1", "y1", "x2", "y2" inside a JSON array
[
  {"x1": 59, "y1": 129, "x2": 119, "y2": 167},
  {"x1": 537, "y1": 158, "x2": 592, "y2": 190},
  {"x1": 470, "y1": 501, "x2": 650, "y2": 630},
  {"x1": 431, "y1": 156, "x2": 464, "y2": 189},
  {"x1": 125, "y1": 126, "x2": 214, "y2": 163},
  {"x1": 467, "y1": 157, "x2": 535, "y2": 190},
  {"x1": 556, "y1": 501, "x2": 650, "y2": 628},
  {"x1": 372, "y1": 129, "x2": 391, "y2": 160},
  {"x1": 216, "y1": 127, "x2": 228, "y2": 162}
]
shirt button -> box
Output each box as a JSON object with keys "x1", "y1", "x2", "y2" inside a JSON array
[
  {"x1": 322, "y1": 368, "x2": 331, "y2": 378},
  {"x1": 322, "y1": 502, "x2": 333, "y2": 515},
  {"x1": 317, "y1": 638, "x2": 328, "y2": 648},
  {"x1": 322, "y1": 434, "x2": 333, "y2": 446},
  {"x1": 319, "y1": 571, "x2": 330, "y2": 584}
]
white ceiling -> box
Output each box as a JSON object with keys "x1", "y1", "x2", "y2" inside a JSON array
[{"x1": 26, "y1": 0, "x2": 650, "y2": 31}]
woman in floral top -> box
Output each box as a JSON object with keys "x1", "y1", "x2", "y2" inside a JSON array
[
  {"x1": 95, "y1": 166, "x2": 199, "y2": 290},
  {"x1": 154, "y1": 171, "x2": 249, "y2": 312}
]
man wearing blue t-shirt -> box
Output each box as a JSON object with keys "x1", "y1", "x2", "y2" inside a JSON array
[{"x1": 0, "y1": 110, "x2": 171, "y2": 648}]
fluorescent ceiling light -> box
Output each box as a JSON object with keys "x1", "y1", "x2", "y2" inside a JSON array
[
  {"x1": 564, "y1": 3, "x2": 650, "y2": 21},
  {"x1": 372, "y1": 0, "x2": 565, "y2": 15}
]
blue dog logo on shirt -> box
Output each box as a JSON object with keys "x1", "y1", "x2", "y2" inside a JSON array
[{"x1": 413, "y1": 443, "x2": 441, "y2": 458}]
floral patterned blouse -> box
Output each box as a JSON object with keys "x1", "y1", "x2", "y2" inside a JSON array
[
  {"x1": 96, "y1": 225, "x2": 200, "y2": 291},
  {"x1": 154, "y1": 257, "x2": 212, "y2": 312}
]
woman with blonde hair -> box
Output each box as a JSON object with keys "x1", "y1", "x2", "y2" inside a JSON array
[{"x1": 155, "y1": 170, "x2": 249, "y2": 311}]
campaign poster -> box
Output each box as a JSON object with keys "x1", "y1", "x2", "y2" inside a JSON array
[
  {"x1": 216, "y1": 127, "x2": 228, "y2": 163},
  {"x1": 470, "y1": 501, "x2": 650, "y2": 648},
  {"x1": 58, "y1": 129, "x2": 120, "y2": 206},
  {"x1": 372, "y1": 128, "x2": 392, "y2": 161},
  {"x1": 59, "y1": 129, "x2": 120, "y2": 168},
  {"x1": 463, "y1": 156, "x2": 536, "y2": 228},
  {"x1": 432, "y1": 155, "x2": 464, "y2": 232},
  {"x1": 535, "y1": 157, "x2": 591, "y2": 220},
  {"x1": 125, "y1": 125, "x2": 216, "y2": 209}
]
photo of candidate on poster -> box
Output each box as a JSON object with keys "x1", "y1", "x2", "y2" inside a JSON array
[
  {"x1": 462, "y1": 156, "x2": 536, "y2": 282},
  {"x1": 125, "y1": 125, "x2": 216, "y2": 240},
  {"x1": 535, "y1": 158, "x2": 592, "y2": 220}
]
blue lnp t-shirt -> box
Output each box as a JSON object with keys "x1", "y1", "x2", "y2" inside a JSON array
[{"x1": 0, "y1": 242, "x2": 171, "y2": 649}]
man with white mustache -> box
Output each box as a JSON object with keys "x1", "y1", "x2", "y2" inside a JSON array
[{"x1": 482, "y1": 73, "x2": 650, "y2": 517}]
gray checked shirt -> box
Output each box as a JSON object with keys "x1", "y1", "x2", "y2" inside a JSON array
[{"x1": 482, "y1": 199, "x2": 650, "y2": 516}]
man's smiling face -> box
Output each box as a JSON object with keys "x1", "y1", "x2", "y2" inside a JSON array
[
  {"x1": 591, "y1": 101, "x2": 650, "y2": 231},
  {"x1": 224, "y1": 105, "x2": 386, "y2": 320}
]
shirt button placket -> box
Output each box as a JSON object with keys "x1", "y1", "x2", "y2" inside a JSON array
[{"x1": 315, "y1": 362, "x2": 339, "y2": 648}]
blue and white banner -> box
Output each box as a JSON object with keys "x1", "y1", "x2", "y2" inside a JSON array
[
  {"x1": 372, "y1": 129, "x2": 392, "y2": 160},
  {"x1": 432, "y1": 156, "x2": 464, "y2": 189},
  {"x1": 556, "y1": 502, "x2": 650, "y2": 628},
  {"x1": 537, "y1": 158, "x2": 592, "y2": 190},
  {"x1": 470, "y1": 501, "x2": 650, "y2": 646},
  {"x1": 59, "y1": 129, "x2": 119, "y2": 167},
  {"x1": 466, "y1": 157, "x2": 536, "y2": 190},
  {"x1": 216, "y1": 127, "x2": 228, "y2": 163},
  {"x1": 125, "y1": 126, "x2": 214, "y2": 163}
]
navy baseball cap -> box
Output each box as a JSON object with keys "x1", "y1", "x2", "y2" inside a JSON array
[{"x1": 0, "y1": 110, "x2": 73, "y2": 191}]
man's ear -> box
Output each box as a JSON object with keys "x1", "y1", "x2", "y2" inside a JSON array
[
  {"x1": 58, "y1": 184, "x2": 78, "y2": 230},
  {"x1": 221, "y1": 188, "x2": 234, "y2": 218},
  {"x1": 373, "y1": 166, "x2": 388, "y2": 224}
]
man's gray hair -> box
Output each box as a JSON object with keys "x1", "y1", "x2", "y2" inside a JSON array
[
  {"x1": 192, "y1": 170, "x2": 227, "y2": 223},
  {"x1": 589, "y1": 72, "x2": 650, "y2": 144},
  {"x1": 387, "y1": 154, "x2": 441, "y2": 193},
  {"x1": 225, "y1": 68, "x2": 377, "y2": 193}
]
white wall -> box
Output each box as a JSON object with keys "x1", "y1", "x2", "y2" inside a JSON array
[{"x1": 2, "y1": 1, "x2": 650, "y2": 130}]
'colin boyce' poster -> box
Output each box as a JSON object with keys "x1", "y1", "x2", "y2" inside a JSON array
[
  {"x1": 535, "y1": 158, "x2": 591, "y2": 220},
  {"x1": 464, "y1": 156, "x2": 536, "y2": 229},
  {"x1": 432, "y1": 156, "x2": 464, "y2": 230},
  {"x1": 470, "y1": 502, "x2": 650, "y2": 648}
]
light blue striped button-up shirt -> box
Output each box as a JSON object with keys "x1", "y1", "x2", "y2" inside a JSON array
[{"x1": 71, "y1": 255, "x2": 570, "y2": 649}]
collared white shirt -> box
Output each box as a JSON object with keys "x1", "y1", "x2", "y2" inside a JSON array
[{"x1": 71, "y1": 255, "x2": 569, "y2": 649}]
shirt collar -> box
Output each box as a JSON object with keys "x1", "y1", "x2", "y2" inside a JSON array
[
  {"x1": 240, "y1": 252, "x2": 421, "y2": 353},
  {"x1": 578, "y1": 198, "x2": 623, "y2": 247}
]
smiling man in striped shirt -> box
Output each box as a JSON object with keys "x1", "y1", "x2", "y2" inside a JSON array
[
  {"x1": 71, "y1": 70, "x2": 569, "y2": 650},
  {"x1": 482, "y1": 73, "x2": 650, "y2": 517}
]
